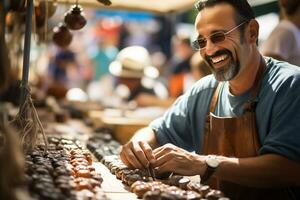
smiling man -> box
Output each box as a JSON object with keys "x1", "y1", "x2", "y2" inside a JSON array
[{"x1": 119, "y1": 0, "x2": 300, "y2": 199}]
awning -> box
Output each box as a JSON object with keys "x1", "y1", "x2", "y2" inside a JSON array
[
  {"x1": 55, "y1": 0, "x2": 278, "y2": 15},
  {"x1": 56, "y1": 0, "x2": 197, "y2": 14},
  {"x1": 52, "y1": 0, "x2": 278, "y2": 15}
]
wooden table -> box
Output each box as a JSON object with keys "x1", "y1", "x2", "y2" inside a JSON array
[
  {"x1": 93, "y1": 162, "x2": 138, "y2": 200},
  {"x1": 45, "y1": 119, "x2": 139, "y2": 199},
  {"x1": 89, "y1": 107, "x2": 166, "y2": 144}
]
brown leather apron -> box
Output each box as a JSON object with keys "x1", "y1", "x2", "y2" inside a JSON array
[{"x1": 202, "y1": 58, "x2": 296, "y2": 200}]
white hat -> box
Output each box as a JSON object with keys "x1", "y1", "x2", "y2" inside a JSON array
[{"x1": 109, "y1": 46, "x2": 159, "y2": 79}]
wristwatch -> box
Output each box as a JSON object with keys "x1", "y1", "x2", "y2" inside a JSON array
[{"x1": 201, "y1": 155, "x2": 220, "y2": 184}]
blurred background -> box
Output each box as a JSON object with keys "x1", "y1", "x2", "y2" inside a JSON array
[{"x1": 1, "y1": 0, "x2": 280, "y2": 107}]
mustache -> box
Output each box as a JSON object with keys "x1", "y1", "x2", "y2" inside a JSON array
[{"x1": 205, "y1": 49, "x2": 232, "y2": 62}]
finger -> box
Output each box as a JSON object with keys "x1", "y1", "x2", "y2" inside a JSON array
[
  {"x1": 153, "y1": 144, "x2": 175, "y2": 160},
  {"x1": 155, "y1": 161, "x2": 173, "y2": 175},
  {"x1": 152, "y1": 145, "x2": 164, "y2": 154},
  {"x1": 154, "y1": 152, "x2": 173, "y2": 167},
  {"x1": 153, "y1": 143, "x2": 176, "y2": 155},
  {"x1": 120, "y1": 153, "x2": 133, "y2": 168},
  {"x1": 132, "y1": 142, "x2": 150, "y2": 168},
  {"x1": 120, "y1": 146, "x2": 128, "y2": 164},
  {"x1": 154, "y1": 148, "x2": 167, "y2": 160},
  {"x1": 123, "y1": 145, "x2": 144, "y2": 169},
  {"x1": 139, "y1": 141, "x2": 155, "y2": 164},
  {"x1": 124, "y1": 149, "x2": 143, "y2": 169},
  {"x1": 120, "y1": 145, "x2": 135, "y2": 168},
  {"x1": 120, "y1": 148, "x2": 128, "y2": 164}
]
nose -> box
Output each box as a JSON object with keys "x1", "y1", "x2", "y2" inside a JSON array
[{"x1": 204, "y1": 39, "x2": 218, "y2": 56}]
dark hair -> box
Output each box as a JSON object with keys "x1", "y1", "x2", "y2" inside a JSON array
[
  {"x1": 195, "y1": 0, "x2": 255, "y2": 24},
  {"x1": 282, "y1": 0, "x2": 300, "y2": 15}
]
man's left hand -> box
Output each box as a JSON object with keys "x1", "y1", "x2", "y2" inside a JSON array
[{"x1": 153, "y1": 143, "x2": 206, "y2": 176}]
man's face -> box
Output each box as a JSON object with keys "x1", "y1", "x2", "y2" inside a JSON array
[
  {"x1": 117, "y1": 77, "x2": 141, "y2": 91},
  {"x1": 195, "y1": 3, "x2": 249, "y2": 81}
]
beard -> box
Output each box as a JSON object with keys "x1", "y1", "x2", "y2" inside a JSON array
[{"x1": 204, "y1": 49, "x2": 240, "y2": 81}]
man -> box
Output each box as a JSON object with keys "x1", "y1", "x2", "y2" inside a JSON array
[
  {"x1": 261, "y1": 0, "x2": 300, "y2": 66},
  {"x1": 135, "y1": 52, "x2": 211, "y2": 108},
  {"x1": 109, "y1": 45, "x2": 166, "y2": 103},
  {"x1": 47, "y1": 48, "x2": 80, "y2": 99},
  {"x1": 167, "y1": 34, "x2": 194, "y2": 98},
  {"x1": 120, "y1": 0, "x2": 300, "y2": 199}
]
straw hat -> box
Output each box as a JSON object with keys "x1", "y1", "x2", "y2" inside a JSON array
[{"x1": 109, "y1": 46, "x2": 159, "y2": 79}]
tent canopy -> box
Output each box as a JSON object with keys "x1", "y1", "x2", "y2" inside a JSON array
[
  {"x1": 56, "y1": 0, "x2": 278, "y2": 15},
  {"x1": 56, "y1": 0, "x2": 196, "y2": 14}
]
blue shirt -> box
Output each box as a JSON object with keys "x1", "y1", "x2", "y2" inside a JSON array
[{"x1": 150, "y1": 57, "x2": 300, "y2": 163}]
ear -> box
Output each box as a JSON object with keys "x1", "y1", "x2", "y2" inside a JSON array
[{"x1": 248, "y1": 19, "x2": 259, "y2": 44}]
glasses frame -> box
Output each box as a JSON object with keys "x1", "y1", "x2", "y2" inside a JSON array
[{"x1": 192, "y1": 21, "x2": 248, "y2": 50}]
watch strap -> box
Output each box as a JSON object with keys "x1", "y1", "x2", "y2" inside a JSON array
[{"x1": 201, "y1": 165, "x2": 216, "y2": 184}]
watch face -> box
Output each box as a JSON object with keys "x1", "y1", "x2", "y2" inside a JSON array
[{"x1": 206, "y1": 155, "x2": 219, "y2": 168}]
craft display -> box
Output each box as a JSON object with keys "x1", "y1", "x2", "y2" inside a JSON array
[
  {"x1": 86, "y1": 133, "x2": 230, "y2": 200},
  {"x1": 25, "y1": 136, "x2": 108, "y2": 200}
]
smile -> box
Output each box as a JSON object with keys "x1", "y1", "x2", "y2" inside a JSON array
[{"x1": 211, "y1": 54, "x2": 229, "y2": 64}]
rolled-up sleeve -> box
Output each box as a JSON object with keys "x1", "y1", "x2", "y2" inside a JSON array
[{"x1": 149, "y1": 95, "x2": 193, "y2": 151}]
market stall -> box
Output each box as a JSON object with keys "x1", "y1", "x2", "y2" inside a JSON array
[{"x1": 0, "y1": 0, "x2": 286, "y2": 199}]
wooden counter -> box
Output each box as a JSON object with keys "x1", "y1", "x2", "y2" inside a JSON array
[
  {"x1": 40, "y1": 118, "x2": 203, "y2": 200},
  {"x1": 93, "y1": 162, "x2": 138, "y2": 200},
  {"x1": 44, "y1": 119, "x2": 139, "y2": 200},
  {"x1": 89, "y1": 107, "x2": 166, "y2": 144}
]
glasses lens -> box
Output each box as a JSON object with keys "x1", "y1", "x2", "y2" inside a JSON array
[
  {"x1": 210, "y1": 32, "x2": 226, "y2": 44},
  {"x1": 192, "y1": 40, "x2": 199, "y2": 50},
  {"x1": 198, "y1": 39, "x2": 207, "y2": 49},
  {"x1": 193, "y1": 31, "x2": 226, "y2": 50},
  {"x1": 192, "y1": 38, "x2": 206, "y2": 50}
]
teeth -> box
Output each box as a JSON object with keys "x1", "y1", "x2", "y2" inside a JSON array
[{"x1": 211, "y1": 54, "x2": 228, "y2": 64}]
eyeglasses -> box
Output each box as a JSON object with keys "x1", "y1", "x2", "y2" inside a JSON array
[{"x1": 192, "y1": 21, "x2": 248, "y2": 50}]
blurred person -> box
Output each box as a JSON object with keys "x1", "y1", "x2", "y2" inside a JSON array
[
  {"x1": 120, "y1": 0, "x2": 300, "y2": 199},
  {"x1": 0, "y1": 68, "x2": 21, "y2": 105},
  {"x1": 46, "y1": 47, "x2": 82, "y2": 99},
  {"x1": 190, "y1": 52, "x2": 212, "y2": 80},
  {"x1": 183, "y1": 52, "x2": 212, "y2": 92},
  {"x1": 135, "y1": 52, "x2": 211, "y2": 107},
  {"x1": 119, "y1": 20, "x2": 159, "y2": 50},
  {"x1": 109, "y1": 46, "x2": 167, "y2": 105},
  {"x1": 91, "y1": 39, "x2": 118, "y2": 81},
  {"x1": 166, "y1": 34, "x2": 194, "y2": 98},
  {"x1": 260, "y1": 0, "x2": 300, "y2": 66},
  {"x1": 90, "y1": 18, "x2": 120, "y2": 81},
  {"x1": 0, "y1": 31, "x2": 21, "y2": 105}
]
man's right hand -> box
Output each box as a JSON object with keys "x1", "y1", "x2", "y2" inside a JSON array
[{"x1": 120, "y1": 140, "x2": 156, "y2": 169}]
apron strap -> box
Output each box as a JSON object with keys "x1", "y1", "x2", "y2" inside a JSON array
[
  {"x1": 209, "y1": 82, "x2": 222, "y2": 113},
  {"x1": 243, "y1": 56, "x2": 266, "y2": 111},
  {"x1": 209, "y1": 56, "x2": 266, "y2": 113}
]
